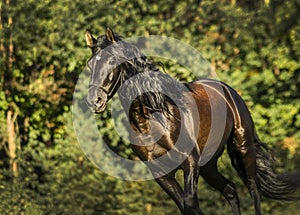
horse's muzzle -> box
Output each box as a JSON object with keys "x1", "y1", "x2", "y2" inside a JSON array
[
  {"x1": 86, "y1": 89, "x2": 108, "y2": 113},
  {"x1": 85, "y1": 97, "x2": 107, "y2": 113}
]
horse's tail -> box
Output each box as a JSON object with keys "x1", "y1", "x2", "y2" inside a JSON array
[{"x1": 227, "y1": 134, "x2": 300, "y2": 200}]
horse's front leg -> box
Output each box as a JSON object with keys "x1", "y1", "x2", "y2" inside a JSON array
[
  {"x1": 182, "y1": 156, "x2": 203, "y2": 215},
  {"x1": 155, "y1": 172, "x2": 184, "y2": 213}
]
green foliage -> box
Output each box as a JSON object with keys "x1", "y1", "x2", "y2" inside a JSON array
[{"x1": 0, "y1": 0, "x2": 300, "y2": 214}]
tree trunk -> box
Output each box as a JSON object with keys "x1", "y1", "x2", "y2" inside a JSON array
[
  {"x1": 7, "y1": 109, "x2": 18, "y2": 177},
  {"x1": 3, "y1": 0, "x2": 14, "y2": 93},
  {"x1": 0, "y1": 1, "x2": 2, "y2": 47},
  {"x1": 2, "y1": 0, "x2": 18, "y2": 177}
]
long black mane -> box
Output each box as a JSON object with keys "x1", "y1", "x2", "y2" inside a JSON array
[{"x1": 99, "y1": 37, "x2": 187, "y2": 119}]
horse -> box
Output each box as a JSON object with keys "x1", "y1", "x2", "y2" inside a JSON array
[{"x1": 84, "y1": 28, "x2": 300, "y2": 215}]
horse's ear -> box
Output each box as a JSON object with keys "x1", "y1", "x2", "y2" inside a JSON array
[
  {"x1": 106, "y1": 27, "x2": 116, "y2": 43},
  {"x1": 85, "y1": 30, "x2": 97, "y2": 49}
]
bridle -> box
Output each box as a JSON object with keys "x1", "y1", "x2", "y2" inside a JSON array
[
  {"x1": 88, "y1": 65, "x2": 126, "y2": 99},
  {"x1": 99, "y1": 69, "x2": 126, "y2": 98},
  {"x1": 87, "y1": 46, "x2": 130, "y2": 99}
]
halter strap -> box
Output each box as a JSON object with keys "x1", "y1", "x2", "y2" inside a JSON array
[
  {"x1": 105, "y1": 70, "x2": 126, "y2": 97},
  {"x1": 89, "y1": 70, "x2": 126, "y2": 98}
]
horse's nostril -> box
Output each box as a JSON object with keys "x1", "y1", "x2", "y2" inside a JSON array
[{"x1": 95, "y1": 97, "x2": 102, "y2": 104}]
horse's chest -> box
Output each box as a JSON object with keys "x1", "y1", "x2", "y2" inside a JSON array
[
  {"x1": 129, "y1": 116, "x2": 177, "y2": 161},
  {"x1": 130, "y1": 141, "x2": 168, "y2": 161}
]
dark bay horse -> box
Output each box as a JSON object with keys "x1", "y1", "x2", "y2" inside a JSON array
[{"x1": 84, "y1": 28, "x2": 300, "y2": 215}]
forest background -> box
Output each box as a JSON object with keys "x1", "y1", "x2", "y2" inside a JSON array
[{"x1": 0, "y1": 0, "x2": 300, "y2": 214}]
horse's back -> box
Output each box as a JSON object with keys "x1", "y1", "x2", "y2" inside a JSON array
[{"x1": 188, "y1": 79, "x2": 254, "y2": 130}]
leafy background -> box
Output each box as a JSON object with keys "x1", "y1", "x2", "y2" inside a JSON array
[{"x1": 0, "y1": 0, "x2": 300, "y2": 214}]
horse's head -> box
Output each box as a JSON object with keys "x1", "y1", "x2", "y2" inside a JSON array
[{"x1": 85, "y1": 28, "x2": 125, "y2": 113}]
